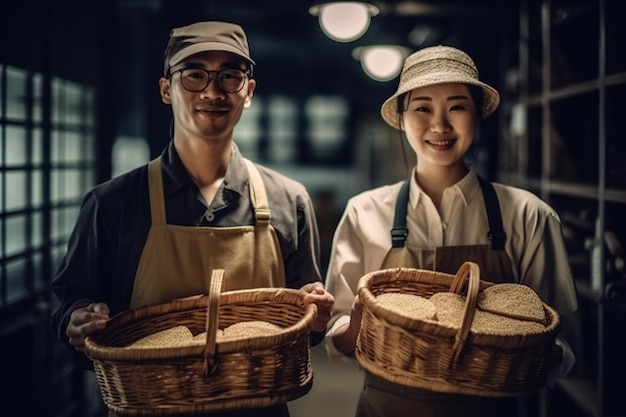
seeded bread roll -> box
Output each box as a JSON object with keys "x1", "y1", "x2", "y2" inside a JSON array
[
  {"x1": 220, "y1": 321, "x2": 282, "y2": 341},
  {"x1": 126, "y1": 325, "x2": 194, "y2": 349},
  {"x1": 478, "y1": 283, "x2": 547, "y2": 324},
  {"x1": 429, "y1": 291, "x2": 547, "y2": 335},
  {"x1": 471, "y1": 310, "x2": 547, "y2": 335},
  {"x1": 428, "y1": 292, "x2": 466, "y2": 327},
  {"x1": 190, "y1": 329, "x2": 224, "y2": 345},
  {"x1": 376, "y1": 293, "x2": 437, "y2": 320}
]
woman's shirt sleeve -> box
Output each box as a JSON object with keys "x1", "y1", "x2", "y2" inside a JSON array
[
  {"x1": 324, "y1": 203, "x2": 364, "y2": 358},
  {"x1": 517, "y1": 209, "x2": 579, "y2": 314}
]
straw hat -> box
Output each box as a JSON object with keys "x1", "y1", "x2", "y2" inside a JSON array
[{"x1": 380, "y1": 45, "x2": 500, "y2": 130}]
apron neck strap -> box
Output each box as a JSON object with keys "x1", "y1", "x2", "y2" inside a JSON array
[
  {"x1": 147, "y1": 157, "x2": 166, "y2": 225},
  {"x1": 147, "y1": 157, "x2": 272, "y2": 226},
  {"x1": 390, "y1": 180, "x2": 410, "y2": 248},
  {"x1": 243, "y1": 158, "x2": 271, "y2": 225},
  {"x1": 477, "y1": 176, "x2": 507, "y2": 250},
  {"x1": 389, "y1": 175, "x2": 507, "y2": 250}
]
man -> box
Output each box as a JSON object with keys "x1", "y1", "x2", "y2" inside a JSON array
[{"x1": 50, "y1": 21, "x2": 334, "y2": 416}]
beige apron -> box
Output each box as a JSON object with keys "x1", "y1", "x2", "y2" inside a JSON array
[
  {"x1": 357, "y1": 177, "x2": 522, "y2": 417},
  {"x1": 130, "y1": 157, "x2": 286, "y2": 307},
  {"x1": 109, "y1": 156, "x2": 288, "y2": 417}
]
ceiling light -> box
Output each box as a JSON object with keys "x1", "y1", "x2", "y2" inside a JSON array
[
  {"x1": 352, "y1": 45, "x2": 409, "y2": 82},
  {"x1": 309, "y1": 1, "x2": 380, "y2": 43}
]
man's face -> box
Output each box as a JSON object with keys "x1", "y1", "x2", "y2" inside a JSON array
[{"x1": 160, "y1": 51, "x2": 256, "y2": 142}]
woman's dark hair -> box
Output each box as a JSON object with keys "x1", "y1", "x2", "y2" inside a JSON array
[
  {"x1": 467, "y1": 85, "x2": 484, "y2": 119},
  {"x1": 465, "y1": 85, "x2": 486, "y2": 167},
  {"x1": 396, "y1": 92, "x2": 408, "y2": 113}
]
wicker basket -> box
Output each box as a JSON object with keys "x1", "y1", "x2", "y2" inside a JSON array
[
  {"x1": 85, "y1": 270, "x2": 318, "y2": 416},
  {"x1": 356, "y1": 261, "x2": 561, "y2": 397}
]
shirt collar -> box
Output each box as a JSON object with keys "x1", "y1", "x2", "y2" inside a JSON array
[
  {"x1": 222, "y1": 143, "x2": 248, "y2": 197},
  {"x1": 408, "y1": 167, "x2": 481, "y2": 209},
  {"x1": 159, "y1": 141, "x2": 248, "y2": 199}
]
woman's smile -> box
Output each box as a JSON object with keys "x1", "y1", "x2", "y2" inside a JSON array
[{"x1": 425, "y1": 138, "x2": 457, "y2": 149}]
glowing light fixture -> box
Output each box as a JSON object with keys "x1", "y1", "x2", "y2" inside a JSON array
[
  {"x1": 352, "y1": 45, "x2": 409, "y2": 82},
  {"x1": 309, "y1": 1, "x2": 380, "y2": 43}
]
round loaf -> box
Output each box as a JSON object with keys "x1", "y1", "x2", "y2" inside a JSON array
[
  {"x1": 478, "y1": 283, "x2": 547, "y2": 324},
  {"x1": 376, "y1": 293, "x2": 437, "y2": 320},
  {"x1": 190, "y1": 329, "x2": 224, "y2": 345},
  {"x1": 429, "y1": 291, "x2": 547, "y2": 335},
  {"x1": 220, "y1": 321, "x2": 283, "y2": 341},
  {"x1": 125, "y1": 325, "x2": 194, "y2": 349},
  {"x1": 428, "y1": 292, "x2": 466, "y2": 327}
]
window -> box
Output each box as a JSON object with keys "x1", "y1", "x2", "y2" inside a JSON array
[
  {"x1": 305, "y1": 95, "x2": 348, "y2": 161},
  {"x1": 0, "y1": 64, "x2": 96, "y2": 307},
  {"x1": 267, "y1": 96, "x2": 298, "y2": 163}
]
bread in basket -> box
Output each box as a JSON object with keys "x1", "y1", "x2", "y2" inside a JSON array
[
  {"x1": 356, "y1": 261, "x2": 561, "y2": 397},
  {"x1": 85, "y1": 269, "x2": 318, "y2": 416}
]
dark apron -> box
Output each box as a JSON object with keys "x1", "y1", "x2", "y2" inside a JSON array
[
  {"x1": 357, "y1": 176, "x2": 522, "y2": 417},
  {"x1": 109, "y1": 157, "x2": 288, "y2": 417}
]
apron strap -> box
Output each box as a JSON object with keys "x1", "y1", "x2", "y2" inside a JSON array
[
  {"x1": 146, "y1": 157, "x2": 271, "y2": 227},
  {"x1": 147, "y1": 157, "x2": 166, "y2": 225},
  {"x1": 477, "y1": 176, "x2": 507, "y2": 250},
  {"x1": 243, "y1": 158, "x2": 271, "y2": 226},
  {"x1": 389, "y1": 175, "x2": 507, "y2": 250},
  {"x1": 390, "y1": 180, "x2": 410, "y2": 248}
]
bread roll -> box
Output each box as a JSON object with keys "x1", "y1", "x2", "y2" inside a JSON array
[
  {"x1": 478, "y1": 283, "x2": 547, "y2": 324},
  {"x1": 125, "y1": 325, "x2": 194, "y2": 349},
  {"x1": 376, "y1": 293, "x2": 437, "y2": 320},
  {"x1": 220, "y1": 321, "x2": 282, "y2": 341}
]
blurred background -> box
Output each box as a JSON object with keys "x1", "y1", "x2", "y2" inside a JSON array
[{"x1": 1, "y1": 0, "x2": 625, "y2": 416}]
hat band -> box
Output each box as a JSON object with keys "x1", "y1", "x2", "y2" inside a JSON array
[{"x1": 401, "y1": 57, "x2": 479, "y2": 83}]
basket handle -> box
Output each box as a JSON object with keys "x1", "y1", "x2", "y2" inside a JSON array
[
  {"x1": 202, "y1": 269, "x2": 224, "y2": 377},
  {"x1": 447, "y1": 261, "x2": 480, "y2": 368}
]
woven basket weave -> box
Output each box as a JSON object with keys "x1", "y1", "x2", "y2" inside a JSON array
[
  {"x1": 85, "y1": 270, "x2": 317, "y2": 416},
  {"x1": 356, "y1": 261, "x2": 560, "y2": 397}
]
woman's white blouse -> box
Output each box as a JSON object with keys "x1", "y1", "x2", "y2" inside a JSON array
[{"x1": 324, "y1": 169, "x2": 578, "y2": 357}]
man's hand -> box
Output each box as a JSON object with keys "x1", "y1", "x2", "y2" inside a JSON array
[
  {"x1": 66, "y1": 302, "x2": 110, "y2": 352},
  {"x1": 300, "y1": 282, "x2": 334, "y2": 332}
]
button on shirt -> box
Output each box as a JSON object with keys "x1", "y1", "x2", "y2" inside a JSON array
[
  {"x1": 325, "y1": 169, "x2": 578, "y2": 356},
  {"x1": 50, "y1": 141, "x2": 322, "y2": 350}
]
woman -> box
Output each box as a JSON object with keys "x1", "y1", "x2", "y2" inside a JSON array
[{"x1": 324, "y1": 45, "x2": 578, "y2": 417}]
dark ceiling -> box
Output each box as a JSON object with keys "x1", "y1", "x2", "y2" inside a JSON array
[
  {"x1": 1, "y1": 0, "x2": 520, "y2": 161},
  {"x1": 117, "y1": 0, "x2": 520, "y2": 115},
  {"x1": 1, "y1": 0, "x2": 519, "y2": 118}
]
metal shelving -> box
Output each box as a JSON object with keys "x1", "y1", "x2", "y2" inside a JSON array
[{"x1": 499, "y1": 0, "x2": 626, "y2": 416}]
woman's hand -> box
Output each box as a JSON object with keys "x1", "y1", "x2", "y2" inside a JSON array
[
  {"x1": 66, "y1": 302, "x2": 110, "y2": 352},
  {"x1": 332, "y1": 294, "x2": 363, "y2": 356},
  {"x1": 348, "y1": 294, "x2": 363, "y2": 343},
  {"x1": 300, "y1": 282, "x2": 334, "y2": 332}
]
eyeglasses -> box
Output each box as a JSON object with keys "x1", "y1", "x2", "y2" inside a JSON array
[{"x1": 170, "y1": 67, "x2": 251, "y2": 93}]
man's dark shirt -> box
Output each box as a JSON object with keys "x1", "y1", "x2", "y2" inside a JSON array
[{"x1": 50, "y1": 142, "x2": 324, "y2": 355}]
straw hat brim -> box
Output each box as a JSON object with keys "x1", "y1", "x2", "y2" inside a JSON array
[{"x1": 380, "y1": 73, "x2": 500, "y2": 130}]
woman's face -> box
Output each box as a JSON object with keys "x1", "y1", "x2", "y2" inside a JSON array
[{"x1": 400, "y1": 83, "x2": 478, "y2": 170}]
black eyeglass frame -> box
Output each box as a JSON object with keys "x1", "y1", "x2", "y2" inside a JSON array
[{"x1": 168, "y1": 67, "x2": 253, "y2": 93}]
